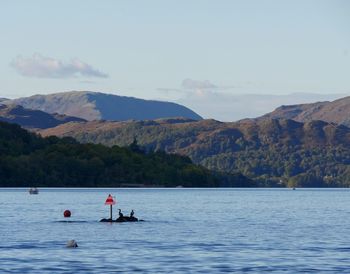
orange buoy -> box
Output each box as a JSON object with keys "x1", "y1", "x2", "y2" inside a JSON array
[{"x1": 64, "y1": 210, "x2": 71, "y2": 218}]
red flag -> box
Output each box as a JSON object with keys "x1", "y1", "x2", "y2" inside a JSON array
[{"x1": 105, "y1": 194, "x2": 116, "y2": 205}]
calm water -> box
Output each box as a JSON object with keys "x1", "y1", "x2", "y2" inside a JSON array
[{"x1": 1, "y1": 188, "x2": 350, "y2": 273}]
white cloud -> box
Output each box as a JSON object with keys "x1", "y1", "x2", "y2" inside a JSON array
[
  {"x1": 11, "y1": 53, "x2": 108, "y2": 79},
  {"x1": 181, "y1": 78, "x2": 217, "y2": 90}
]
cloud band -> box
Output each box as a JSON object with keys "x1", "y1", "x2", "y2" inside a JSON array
[{"x1": 11, "y1": 53, "x2": 108, "y2": 79}]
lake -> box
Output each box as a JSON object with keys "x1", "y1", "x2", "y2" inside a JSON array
[{"x1": 1, "y1": 188, "x2": 350, "y2": 273}]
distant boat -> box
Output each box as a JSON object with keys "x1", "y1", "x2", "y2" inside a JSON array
[{"x1": 29, "y1": 187, "x2": 39, "y2": 194}]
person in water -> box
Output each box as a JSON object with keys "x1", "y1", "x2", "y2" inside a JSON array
[
  {"x1": 118, "y1": 209, "x2": 124, "y2": 218},
  {"x1": 130, "y1": 210, "x2": 134, "y2": 218}
]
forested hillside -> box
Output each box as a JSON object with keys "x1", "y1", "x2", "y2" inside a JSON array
[
  {"x1": 40, "y1": 118, "x2": 350, "y2": 187},
  {"x1": 0, "y1": 121, "x2": 253, "y2": 187}
]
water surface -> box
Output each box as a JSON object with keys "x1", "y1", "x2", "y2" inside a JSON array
[{"x1": 0, "y1": 188, "x2": 350, "y2": 273}]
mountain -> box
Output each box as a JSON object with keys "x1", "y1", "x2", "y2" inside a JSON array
[
  {"x1": 0, "y1": 120, "x2": 252, "y2": 187},
  {"x1": 259, "y1": 96, "x2": 350, "y2": 126},
  {"x1": 177, "y1": 92, "x2": 346, "y2": 122},
  {"x1": 0, "y1": 104, "x2": 85, "y2": 129},
  {"x1": 39, "y1": 117, "x2": 350, "y2": 187},
  {"x1": 4, "y1": 91, "x2": 202, "y2": 121}
]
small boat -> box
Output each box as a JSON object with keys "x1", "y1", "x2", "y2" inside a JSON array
[{"x1": 29, "y1": 187, "x2": 39, "y2": 194}]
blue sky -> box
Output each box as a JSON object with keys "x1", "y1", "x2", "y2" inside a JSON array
[{"x1": 1, "y1": 0, "x2": 349, "y2": 120}]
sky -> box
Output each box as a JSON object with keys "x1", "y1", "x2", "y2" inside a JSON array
[{"x1": 1, "y1": 0, "x2": 349, "y2": 120}]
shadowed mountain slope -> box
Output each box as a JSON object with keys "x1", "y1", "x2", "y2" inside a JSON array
[{"x1": 0, "y1": 104, "x2": 85, "y2": 129}]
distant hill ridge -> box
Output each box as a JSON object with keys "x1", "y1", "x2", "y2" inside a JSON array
[
  {"x1": 259, "y1": 96, "x2": 350, "y2": 126},
  {"x1": 4, "y1": 91, "x2": 202, "y2": 121},
  {"x1": 0, "y1": 104, "x2": 85, "y2": 129},
  {"x1": 4, "y1": 90, "x2": 350, "y2": 187}
]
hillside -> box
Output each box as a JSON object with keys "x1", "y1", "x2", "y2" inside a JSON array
[
  {"x1": 40, "y1": 118, "x2": 350, "y2": 187},
  {"x1": 0, "y1": 104, "x2": 85, "y2": 129},
  {"x1": 3, "y1": 91, "x2": 202, "y2": 121},
  {"x1": 0, "y1": 120, "x2": 252, "y2": 187},
  {"x1": 260, "y1": 96, "x2": 350, "y2": 126}
]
